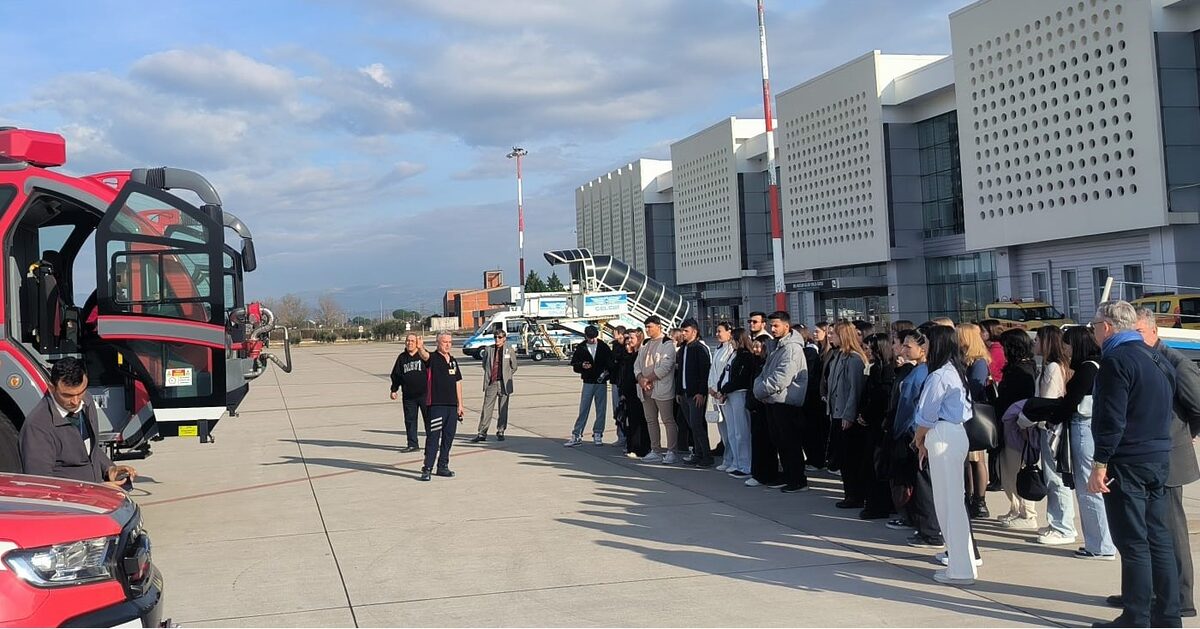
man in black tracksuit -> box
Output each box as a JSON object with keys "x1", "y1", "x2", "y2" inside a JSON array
[
  {"x1": 679, "y1": 318, "x2": 713, "y2": 467},
  {"x1": 420, "y1": 332, "x2": 464, "y2": 482},
  {"x1": 390, "y1": 333, "x2": 430, "y2": 452}
]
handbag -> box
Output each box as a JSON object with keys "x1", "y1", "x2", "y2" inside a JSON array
[
  {"x1": 964, "y1": 401, "x2": 1000, "y2": 451},
  {"x1": 1016, "y1": 442, "x2": 1048, "y2": 501},
  {"x1": 706, "y1": 396, "x2": 722, "y2": 423}
]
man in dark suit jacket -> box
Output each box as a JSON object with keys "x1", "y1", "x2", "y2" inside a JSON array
[
  {"x1": 19, "y1": 357, "x2": 136, "y2": 486},
  {"x1": 472, "y1": 330, "x2": 518, "y2": 442},
  {"x1": 1103, "y1": 309, "x2": 1200, "y2": 617}
]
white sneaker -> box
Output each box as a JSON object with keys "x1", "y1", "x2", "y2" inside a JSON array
[
  {"x1": 641, "y1": 452, "x2": 663, "y2": 463},
  {"x1": 663, "y1": 451, "x2": 680, "y2": 464},
  {"x1": 563, "y1": 436, "x2": 582, "y2": 447},
  {"x1": 1038, "y1": 530, "x2": 1077, "y2": 546},
  {"x1": 935, "y1": 551, "x2": 983, "y2": 568},
  {"x1": 744, "y1": 478, "x2": 762, "y2": 487},
  {"x1": 933, "y1": 569, "x2": 975, "y2": 586},
  {"x1": 593, "y1": 434, "x2": 604, "y2": 446},
  {"x1": 996, "y1": 511, "x2": 1021, "y2": 523},
  {"x1": 716, "y1": 464, "x2": 729, "y2": 472},
  {"x1": 625, "y1": 451, "x2": 640, "y2": 459},
  {"x1": 1000, "y1": 516, "x2": 1039, "y2": 530}
]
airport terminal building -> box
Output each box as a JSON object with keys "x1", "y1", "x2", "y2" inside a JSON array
[{"x1": 576, "y1": 0, "x2": 1200, "y2": 328}]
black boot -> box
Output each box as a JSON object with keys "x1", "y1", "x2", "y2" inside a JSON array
[{"x1": 968, "y1": 496, "x2": 990, "y2": 519}]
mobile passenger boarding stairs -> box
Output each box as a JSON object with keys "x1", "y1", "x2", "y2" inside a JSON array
[
  {"x1": 542, "y1": 249, "x2": 691, "y2": 336},
  {"x1": 462, "y1": 249, "x2": 691, "y2": 361}
]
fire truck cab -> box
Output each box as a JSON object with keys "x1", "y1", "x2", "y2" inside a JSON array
[{"x1": 0, "y1": 128, "x2": 288, "y2": 463}]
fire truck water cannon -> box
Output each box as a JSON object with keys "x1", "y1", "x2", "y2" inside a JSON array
[{"x1": 229, "y1": 303, "x2": 293, "y2": 378}]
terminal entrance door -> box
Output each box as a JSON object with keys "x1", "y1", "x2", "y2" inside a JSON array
[{"x1": 819, "y1": 292, "x2": 889, "y2": 326}]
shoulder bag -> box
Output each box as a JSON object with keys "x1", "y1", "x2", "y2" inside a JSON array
[
  {"x1": 1016, "y1": 440, "x2": 1048, "y2": 501},
  {"x1": 964, "y1": 380, "x2": 1001, "y2": 452}
]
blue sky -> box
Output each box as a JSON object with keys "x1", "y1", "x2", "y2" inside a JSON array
[{"x1": 0, "y1": 0, "x2": 968, "y2": 315}]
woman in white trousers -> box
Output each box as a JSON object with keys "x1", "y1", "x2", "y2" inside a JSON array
[{"x1": 914, "y1": 325, "x2": 978, "y2": 585}]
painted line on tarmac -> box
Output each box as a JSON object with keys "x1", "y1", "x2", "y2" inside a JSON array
[{"x1": 141, "y1": 445, "x2": 496, "y2": 507}]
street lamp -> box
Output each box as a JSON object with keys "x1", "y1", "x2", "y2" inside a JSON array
[{"x1": 507, "y1": 147, "x2": 528, "y2": 288}]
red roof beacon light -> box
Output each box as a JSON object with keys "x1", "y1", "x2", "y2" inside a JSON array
[{"x1": 0, "y1": 127, "x2": 66, "y2": 167}]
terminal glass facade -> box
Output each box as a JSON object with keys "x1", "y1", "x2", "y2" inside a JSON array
[
  {"x1": 926, "y1": 252, "x2": 996, "y2": 323},
  {"x1": 918, "y1": 112, "x2": 963, "y2": 238}
]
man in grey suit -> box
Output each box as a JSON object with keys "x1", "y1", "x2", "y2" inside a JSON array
[
  {"x1": 1105, "y1": 309, "x2": 1200, "y2": 617},
  {"x1": 471, "y1": 329, "x2": 518, "y2": 442}
]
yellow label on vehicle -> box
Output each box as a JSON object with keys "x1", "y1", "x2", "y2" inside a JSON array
[{"x1": 178, "y1": 425, "x2": 199, "y2": 437}]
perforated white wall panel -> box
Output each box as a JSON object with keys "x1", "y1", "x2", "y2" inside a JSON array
[
  {"x1": 777, "y1": 53, "x2": 893, "y2": 271},
  {"x1": 951, "y1": 0, "x2": 1168, "y2": 250},
  {"x1": 670, "y1": 119, "x2": 745, "y2": 284},
  {"x1": 575, "y1": 161, "x2": 657, "y2": 274}
]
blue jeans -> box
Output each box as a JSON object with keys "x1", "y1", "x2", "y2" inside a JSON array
[
  {"x1": 1040, "y1": 426, "x2": 1077, "y2": 537},
  {"x1": 573, "y1": 382, "x2": 607, "y2": 438},
  {"x1": 1069, "y1": 417, "x2": 1115, "y2": 555},
  {"x1": 1105, "y1": 460, "x2": 1180, "y2": 627}
]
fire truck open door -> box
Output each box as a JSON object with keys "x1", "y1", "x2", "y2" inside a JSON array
[{"x1": 94, "y1": 182, "x2": 228, "y2": 440}]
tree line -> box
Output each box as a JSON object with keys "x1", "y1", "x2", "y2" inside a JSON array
[{"x1": 261, "y1": 293, "x2": 431, "y2": 329}]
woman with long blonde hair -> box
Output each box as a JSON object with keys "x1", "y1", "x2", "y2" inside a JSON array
[
  {"x1": 828, "y1": 321, "x2": 870, "y2": 508},
  {"x1": 956, "y1": 322, "x2": 992, "y2": 519}
]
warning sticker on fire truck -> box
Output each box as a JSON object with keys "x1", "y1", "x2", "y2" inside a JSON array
[{"x1": 165, "y1": 368, "x2": 193, "y2": 387}]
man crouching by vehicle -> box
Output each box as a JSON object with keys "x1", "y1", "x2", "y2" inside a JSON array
[{"x1": 20, "y1": 357, "x2": 136, "y2": 489}]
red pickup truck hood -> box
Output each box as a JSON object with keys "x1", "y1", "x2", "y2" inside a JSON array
[
  {"x1": 0, "y1": 473, "x2": 126, "y2": 515},
  {"x1": 0, "y1": 474, "x2": 130, "y2": 547}
]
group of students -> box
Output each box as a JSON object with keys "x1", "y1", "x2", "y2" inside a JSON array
[{"x1": 587, "y1": 304, "x2": 1197, "y2": 627}]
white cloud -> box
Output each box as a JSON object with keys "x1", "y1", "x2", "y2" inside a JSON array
[
  {"x1": 358, "y1": 62, "x2": 394, "y2": 88},
  {"x1": 131, "y1": 48, "x2": 297, "y2": 107}
]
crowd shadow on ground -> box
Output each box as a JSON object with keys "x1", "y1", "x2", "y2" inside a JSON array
[{"x1": 271, "y1": 421, "x2": 1113, "y2": 627}]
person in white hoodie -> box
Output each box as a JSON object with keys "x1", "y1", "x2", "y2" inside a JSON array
[
  {"x1": 752, "y1": 311, "x2": 811, "y2": 493},
  {"x1": 709, "y1": 322, "x2": 736, "y2": 471}
]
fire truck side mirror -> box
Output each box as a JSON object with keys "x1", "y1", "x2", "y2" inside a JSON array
[{"x1": 241, "y1": 239, "x2": 257, "y2": 273}]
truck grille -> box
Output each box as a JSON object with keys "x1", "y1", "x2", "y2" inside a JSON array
[{"x1": 117, "y1": 507, "x2": 153, "y2": 595}]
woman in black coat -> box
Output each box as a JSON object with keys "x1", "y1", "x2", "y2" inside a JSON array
[
  {"x1": 995, "y1": 328, "x2": 1038, "y2": 527},
  {"x1": 855, "y1": 333, "x2": 896, "y2": 519},
  {"x1": 617, "y1": 331, "x2": 650, "y2": 458},
  {"x1": 744, "y1": 338, "x2": 779, "y2": 487}
]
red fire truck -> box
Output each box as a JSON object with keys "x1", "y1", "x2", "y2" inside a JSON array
[{"x1": 0, "y1": 127, "x2": 290, "y2": 463}]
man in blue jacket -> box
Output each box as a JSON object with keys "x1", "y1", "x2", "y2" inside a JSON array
[{"x1": 1088, "y1": 300, "x2": 1180, "y2": 628}]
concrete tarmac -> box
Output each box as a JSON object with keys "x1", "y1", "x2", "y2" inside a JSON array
[{"x1": 132, "y1": 343, "x2": 1200, "y2": 627}]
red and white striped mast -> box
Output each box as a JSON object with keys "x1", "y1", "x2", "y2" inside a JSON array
[
  {"x1": 757, "y1": 0, "x2": 787, "y2": 311},
  {"x1": 507, "y1": 147, "x2": 528, "y2": 285}
]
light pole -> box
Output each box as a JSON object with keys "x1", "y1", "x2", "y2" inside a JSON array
[
  {"x1": 507, "y1": 147, "x2": 528, "y2": 288},
  {"x1": 757, "y1": 0, "x2": 787, "y2": 311}
]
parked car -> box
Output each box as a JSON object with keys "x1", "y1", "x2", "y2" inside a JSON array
[{"x1": 0, "y1": 473, "x2": 165, "y2": 627}]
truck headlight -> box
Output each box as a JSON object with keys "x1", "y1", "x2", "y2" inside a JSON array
[{"x1": 3, "y1": 537, "x2": 116, "y2": 587}]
